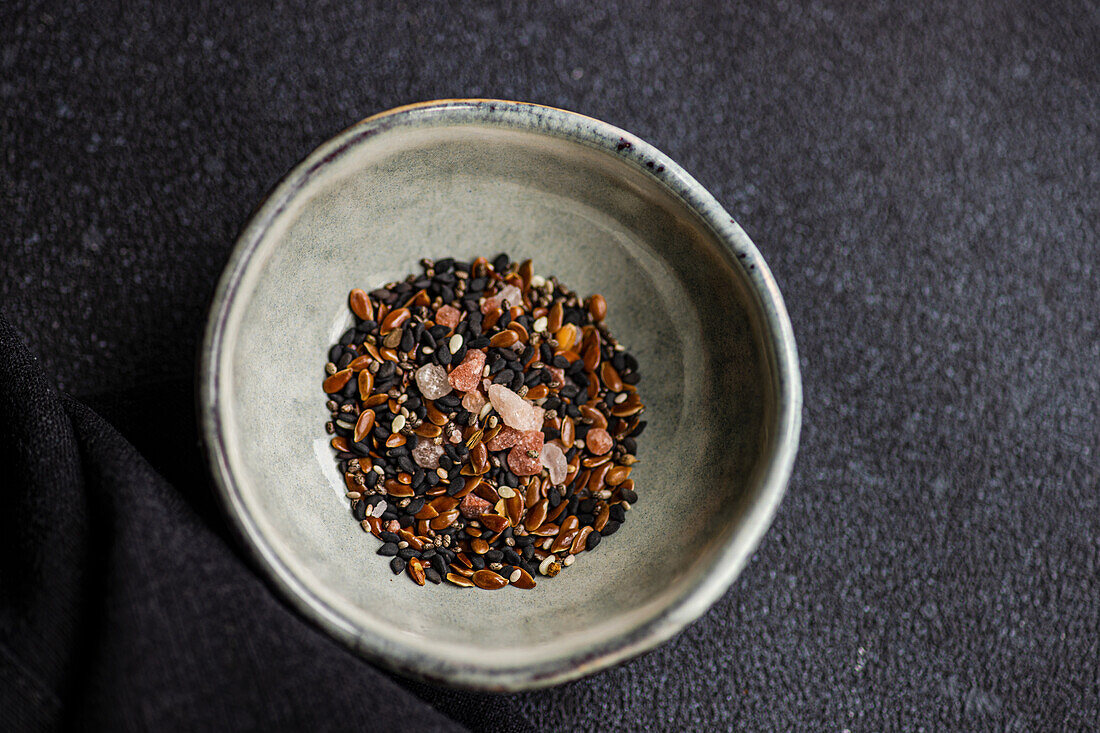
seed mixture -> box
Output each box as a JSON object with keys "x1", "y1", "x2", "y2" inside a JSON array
[{"x1": 322, "y1": 254, "x2": 644, "y2": 590}]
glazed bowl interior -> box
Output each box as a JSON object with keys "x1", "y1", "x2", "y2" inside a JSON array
[{"x1": 202, "y1": 101, "x2": 799, "y2": 689}]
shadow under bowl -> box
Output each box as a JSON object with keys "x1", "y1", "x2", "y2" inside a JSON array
[{"x1": 199, "y1": 99, "x2": 801, "y2": 690}]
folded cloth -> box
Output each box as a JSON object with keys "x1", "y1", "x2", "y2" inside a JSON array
[{"x1": 0, "y1": 315, "x2": 462, "y2": 732}]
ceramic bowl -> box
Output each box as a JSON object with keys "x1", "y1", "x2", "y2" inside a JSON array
[{"x1": 199, "y1": 99, "x2": 801, "y2": 690}]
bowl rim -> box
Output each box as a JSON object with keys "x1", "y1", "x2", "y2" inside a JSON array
[{"x1": 198, "y1": 98, "x2": 802, "y2": 691}]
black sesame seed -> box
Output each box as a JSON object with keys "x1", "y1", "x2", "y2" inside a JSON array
[
  {"x1": 400, "y1": 327, "x2": 415, "y2": 352},
  {"x1": 425, "y1": 568, "x2": 442, "y2": 584},
  {"x1": 621, "y1": 488, "x2": 639, "y2": 504},
  {"x1": 586, "y1": 531, "x2": 602, "y2": 551},
  {"x1": 352, "y1": 500, "x2": 367, "y2": 521},
  {"x1": 390, "y1": 556, "x2": 406, "y2": 574},
  {"x1": 378, "y1": 542, "x2": 399, "y2": 556},
  {"x1": 602, "y1": 520, "x2": 620, "y2": 536},
  {"x1": 380, "y1": 531, "x2": 400, "y2": 543},
  {"x1": 436, "y1": 394, "x2": 461, "y2": 409},
  {"x1": 397, "y1": 547, "x2": 420, "y2": 560},
  {"x1": 609, "y1": 504, "x2": 626, "y2": 522}
]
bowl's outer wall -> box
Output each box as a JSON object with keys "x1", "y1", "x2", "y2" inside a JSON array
[{"x1": 201, "y1": 100, "x2": 801, "y2": 690}]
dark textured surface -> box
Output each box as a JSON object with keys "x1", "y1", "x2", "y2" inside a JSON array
[{"x1": 2, "y1": 0, "x2": 1097, "y2": 729}]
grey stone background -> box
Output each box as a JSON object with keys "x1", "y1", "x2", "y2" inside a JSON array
[{"x1": 2, "y1": 1, "x2": 1096, "y2": 729}]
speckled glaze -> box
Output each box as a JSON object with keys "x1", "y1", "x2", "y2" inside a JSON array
[{"x1": 199, "y1": 99, "x2": 801, "y2": 690}]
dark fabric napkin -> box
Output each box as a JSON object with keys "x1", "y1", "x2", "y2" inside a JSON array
[{"x1": 0, "y1": 315, "x2": 461, "y2": 731}]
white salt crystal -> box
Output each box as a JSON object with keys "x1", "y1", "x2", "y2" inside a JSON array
[{"x1": 415, "y1": 363, "x2": 452, "y2": 400}]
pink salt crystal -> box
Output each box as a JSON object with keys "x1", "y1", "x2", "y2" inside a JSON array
[
  {"x1": 485, "y1": 425, "x2": 522, "y2": 451},
  {"x1": 434, "y1": 304, "x2": 461, "y2": 330},
  {"x1": 448, "y1": 349, "x2": 486, "y2": 392},
  {"x1": 524, "y1": 403, "x2": 545, "y2": 431},
  {"x1": 411, "y1": 436, "x2": 445, "y2": 469},
  {"x1": 540, "y1": 441, "x2": 568, "y2": 485},
  {"x1": 481, "y1": 283, "x2": 522, "y2": 314},
  {"x1": 487, "y1": 384, "x2": 545, "y2": 432},
  {"x1": 507, "y1": 430, "x2": 544, "y2": 476},
  {"x1": 586, "y1": 427, "x2": 613, "y2": 455},
  {"x1": 461, "y1": 389, "x2": 486, "y2": 414},
  {"x1": 547, "y1": 366, "x2": 566, "y2": 388},
  {"x1": 415, "y1": 363, "x2": 452, "y2": 400},
  {"x1": 459, "y1": 493, "x2": 492, "y2": 519},
  {"x1": 384, "y1": 520, "x2": 401, "y2": 533}
]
